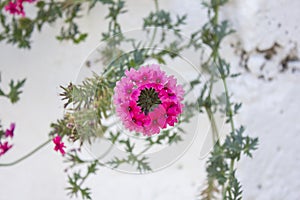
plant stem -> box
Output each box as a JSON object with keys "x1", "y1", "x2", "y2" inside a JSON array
[
  {"x1": 205, "y1": 106, "x2": 219, "y2": 144},
  {"x1": 0, "y1": 138, "x2": 52, "y2": 167},
  {"x1": 222, "y1": 77, "x2": 235, "y2": 132},
  {"x1": 148, "y1": 0, "x2": 159, "y2": 49},
  {"x1": 221, "y1": 68, "x2": 236, "y2": 199},
  {"x1": 136, "y1": 145, "x2": 152, "y2": 157},
  {"x1": 79, "y1": 171, "x2": 90, "y2": 186},
  {"x1": 203, "y1": 0, "x2": 221, "y2": 145}
]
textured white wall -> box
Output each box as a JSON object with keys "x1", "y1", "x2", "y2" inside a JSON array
[{"x1": 0, "y1": 0, "x2": 299, "y2": 199}]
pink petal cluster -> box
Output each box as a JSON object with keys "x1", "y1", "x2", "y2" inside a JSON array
[
  {"x1": 0, "y1": 142, "x2": 13, "y2": 156},
  {"x1": 5, "y1": 123, "x2": 15, "y2": 138},
  {"x1": 114, "y1": 64, "x2": 184, "y2": 136},
  {"x1": 4, "y1": 0, "x2": 35, "y2": 16},
  {"x1": 52, "y1": 135, "x2": 66, "y2": 156},
  {"x1": 0, "y1": 123, "x2": 15, "y2": 157}
]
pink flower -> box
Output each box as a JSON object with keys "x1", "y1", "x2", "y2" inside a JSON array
[
  {"x1": 113, "y1": 64, "x2": 184, "y2": 136},
  {"x1": 53, "y1": 135, "x2": 66, "y2": 155},
  {"x1": 0, "y1": 142, "x2": 13, "y2": 156},
  {"x1": 5, "y1": 123, "x2": 15, "y2": 138},
  {"x1": 4, "y1": 1, "x2": 24, "y2": 16},
  {"x1": 4, "y1": 0, "x2": 35, "y2": 16}
]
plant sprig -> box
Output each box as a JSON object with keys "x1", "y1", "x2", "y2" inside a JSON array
[
  {"x1": 195, "y1": 1, "x2": 259, "y2": 199},
  {"x1": 0, "y1": 75, "x2": 26, "y2": 103},
  {"x1": 0, "y1": 0, "x2": 128, "y2": 48}
]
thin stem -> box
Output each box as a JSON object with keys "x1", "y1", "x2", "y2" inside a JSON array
[
  {"x1": 0, "y1": 138, "x2": 52, "y2": 167},
  {"x1": 79, "y1": 171, "x2": 90, "y2": 186},
  {"x1": 221, "y1": 68, "x2": 236, "y2": 199},
  {"x1": 136, "y1": 145, "x2": 152, "y2": 157},
  {"x1": 147, "y1": 0, "x2": 159, "y2": 49},
  {"x1": 222, "y1": 159, "x2": 235, "y2": 198},
  {"x1": 212, "y1": 0, "x2": 220, "y2": 62},
  {"x1": 205, "y1": 106, "x2": 219, "y2": 145},
  {"x1": 212, "y1": 1, "x2": 219, "y2": 27},
  {"x1": 229, "y1": 159, "x2": 234, "y2": 171},
  {"x1": 222, "y1": 77, "x2": 235, "y2": 132}
]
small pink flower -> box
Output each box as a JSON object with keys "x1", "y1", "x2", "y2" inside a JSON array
[
  {"x1": 113, "y1": 64, "x2": 184, "y2": 136},
  {"x1": 4, "y1": 0, "x2": 35, "y2": 16},
  {"x1": 5, "y1": 123, "x2": 15, "y2": 138},
  {"x1": 0, "y1": 142, "x2": 13, "y2": 156},
  {"x1": 53, "y1": 135, "x2": 66, "y2": 155},
  {"x1": 4, "y1": 1, "x2": 24, "y2": 16}
]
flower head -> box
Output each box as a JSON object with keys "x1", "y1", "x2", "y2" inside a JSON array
[
  {"x1": 5, "y1": 0, "x2": 24, "y2": 16},
  {"x1": 5, "y1": 123, "x2": 15, "y2": 138},
  {"x1": 0, "y1": 142, "x2": 13, "y2": 156},
  {"x1": 4, "y1": 0, "x2": 36, "y2": 16},
  {"x1": 53, "y1": 135, "x2": 66, "y2": 155},
  {"x1": 114, "y1": 64, "x2": 184, "y2": 136}
]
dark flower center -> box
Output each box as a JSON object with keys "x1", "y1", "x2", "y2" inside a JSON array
[{"x1": 137, "y1": 87, "x2": 161, "y2": 115}]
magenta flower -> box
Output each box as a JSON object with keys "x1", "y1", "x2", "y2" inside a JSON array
[
  {"x1": 0, "y1": 142, "x2": 13, "y2": 157},
  {"x1": 52, "y1": 135, "x2": 66, "y2": 155},
  {"x1": 114, "y1": 64, "x2": 184, "y2": 136},
  {"x1": 4, "y1": 1, "x2": 24, "y2": 16},
  {"x1": 5, "y1": 123, "x2": 15, "y2": 138},
  {"x1": 4, "y1": 0, "x2": 36, "y2": 16}
]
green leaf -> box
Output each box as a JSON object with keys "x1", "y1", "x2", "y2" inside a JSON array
[
  {"x1": 243, "y1": 137, "x2": 258, "y2": 158},
  {"x1": 36, "y1": 1, "x2": 45, "y2": 8},
  {"x1": 168, "y1": 133, "x2": 182, "y2": 144},
  {"x1": 226, "y1": 172, "x2": 243, "y2": 200},
  {"x1": 98, "y1": 0, "x2": 114, "y2": 5},
  {"x1": 190, "y1": 79, "x2": 201, "y2": 88},
  {"x1": 119, "y1": 139, "x2": 135, "y2": 153},
  {"x1": 87, "y1": 162, "x2": 98, "y2": 174},
  {"x1": 6, "y1": 78, "x2": 26, "y2": 103},
  {"x1": 108, "y1": 131, "x2": 120, "y2": 144},
  {"x1": 233, "y1": 103, "x2": 242, "y2": 114}
]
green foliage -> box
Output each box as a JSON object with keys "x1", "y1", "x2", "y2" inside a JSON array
[
  {"x1": 107, "y1": 131, "x2": 120, "y2": 144},
  {"x1": 0, "y1": 76, "x2": 26, "y2": 103},
  {"x1": 197, "y1": 1, "x2": 259, "y2": 199},
  {"x1": 119, "y1": 139, "x2": 135, "y2": 153},
  {"x1": 224, "y1": 172, "x2": 242, "y2": 200},
  {"x1": 67, "y1": 173, "x2": 92, "y2": 200},
  {"x1": 107, "y1": 154, "x2": 151, "y2": 173},
  {"x1": 61, "y1": 74, "x2": 113, "y2": 113},
  {"x1": 206, "y1": 126, "x2": 258, "y2": 191},
  {"x1": 143, "y1": 9, "x2": 187, "y2": 41},
  {"x1": 223, "y1": 126, "x2": 258, "y2": 160},
  {"x1": 0, "y1": 0, "x2": 129, "y2": 48},
  {"x1": 146, "y1": 128, "x2": 184, "y2": 146},
  {"x1": 202, "y1": 0, "x2": 229, "y2": 9},
  {"x1": 56, "y1": 4, "x2": 88, "y2": 43},
  {"x1": 49, "y1": 115, "x2": 80, "y2": 142},
  {"x1": 201, "y1": 21, "x2": 234, "y2": 53},
  {"x1": 66, "y1": 161, "x2": 99, "y2": 200},
  {"x1": 100, "y1": 0, "x2": 126, "y2": 45}
]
